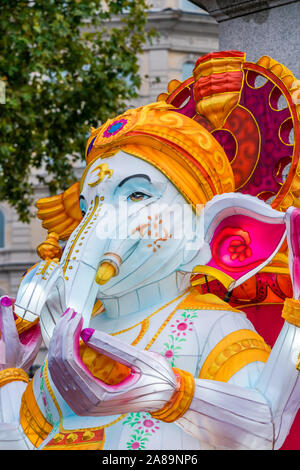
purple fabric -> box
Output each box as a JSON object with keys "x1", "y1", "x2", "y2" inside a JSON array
[
  {"x1": 173, "y1": 84, "x2": 196, "y2": 119},
  {"x1": 212, "y1": 129, "x2": 237, "y2": 161},
  {"x1": 239, "y1": 73, "x2": 291, "y2": 197},
  {"x1": 87, "y1": 136, "x2": 96, "y2": 156}
]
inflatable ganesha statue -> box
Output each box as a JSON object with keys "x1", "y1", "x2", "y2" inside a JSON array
[{"x1": 1, "y1": 50, "x2": 300, "y2": 450}]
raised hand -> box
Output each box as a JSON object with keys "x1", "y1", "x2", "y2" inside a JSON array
[
  {"x1": 0, "y1": 296, "x2": 42, "y2": 372},
  {"x1": 48, "y1": 308, "x2": 178, "y2": 417}
]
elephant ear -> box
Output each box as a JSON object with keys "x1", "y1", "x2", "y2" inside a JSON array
[
  {"x1": 36, "y1": 182, "x2": 83, "y2": 241},
  {"x1": 285, "y1": 206, "x2": 300, "y2": 299},
  {"x1": 193, "y1": 193, "x2": 287, "y2": 289}
]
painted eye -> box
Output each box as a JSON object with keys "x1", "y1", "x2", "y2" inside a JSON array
[
  {"x1": 128, "y1": 192, "x2": 150, "y2": 202},
  {"x1": 79, "y1": 195, "x2": 88, "y2": 216}
]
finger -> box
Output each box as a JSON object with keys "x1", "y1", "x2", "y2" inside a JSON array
[
  {"x1": 60, "y1": 310, "x2": 83, "y2": 363},
  {"x1": 138, "y1": 349, "x2": 177, "y2": 384},
  {"x1": 21, "y1": 322, "x2": 42, "y2": 370},
  {"x1": 19, "y1": 321, "x2": 41, "y2": 349},
  {"x1": 81, "y1": 328, "x2": 176, "y2": 384},
  {"x1": 0, "y1": 296, "x2": 19, "y2": 346},
  {"x1": 48, "y1": 308, "x2": 73, "y2": 370},
  {"x1": 81, "y1": 328, "x2": 144, "y2": 369},
  {"x1": 48, "y1": 309, "x2": 83, "y2": 397},
  {"x1": 22, "y1": 334, "x2": 43, "y2": 372},
  {"x1": 48, "y1": 312, "x2": 106, "y2": 414},
  {"x1": 51, "y1": 309, "x2": 85, "y2": 390}
]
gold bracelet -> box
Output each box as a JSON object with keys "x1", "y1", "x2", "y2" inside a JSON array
[
  {"x1": 282, "y1": 298, "x2": 300, "y2": 327},
  {"x1": 151, "y1": 368, "x2": 195, "y2": 423},
  {"x1": 20, "y1": 379, "x2": 53, "y2": 448},
  {"x1": 0, "y1": 368, "x2": 29, "y2": 388}
]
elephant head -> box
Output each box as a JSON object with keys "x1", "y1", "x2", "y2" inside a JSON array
[{"x1": 14, "y1": 102, "x2": 287, "y2": 346}]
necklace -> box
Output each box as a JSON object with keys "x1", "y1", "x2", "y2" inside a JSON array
[{"x1": 111, "y1": 291, "x2": 187, "y2": 345}]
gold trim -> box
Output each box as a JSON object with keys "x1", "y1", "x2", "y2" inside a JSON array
[
  {"x1": 36, "y1": 182, "x2": 82, "y2": 242},
  {"x1": 194, "y1": 56, "x2": 245, "y2": 81},
  {"x1": 151, "y1": 368, "x2": 195, "y2": 423},
  {"x1": 44, "y1": 428, "x2": 106, "y2": 450},
  {"x1": 245, "y1": 69, "x2": 268, "y2": 90},
  {"x1": 177, "y1": 291, "x2": 241, "y2": 313},
  {"x1": 233, "y1": 104, "x2": 261, "y2": 191},
  {"x1": 0, "y1": 368, "x2": 29, "y2": 388},
  {"x1": 88, "y1": 163, "x2": 114, "y2": 188},
  {"x1": 269, "y1": 84, "x2": 288, "y2": 112},
  {"x1": 278, "y1": 116, "x2": 294, "y2": 147},
  {"x1": 260, "y1": 266, "x2": 290, "y2": 274},
  {"x1": 282, "y1": 298, "x2": 300, "y2": 327},
  {"x1": 111, "y1": 292, "x2": 186, "y2": 339},
  {"x1": 36, "y1": 232, "x2": 62, "y2": 262},
  {"x1": 20, "y1": 380, "x2": 53, "y2": 448},
  {"x1": 199, "y1": 329, "x2": 271, "y2": 382},
  {"x1": 192, "y1": 265, "x2": 235, "y2": 290},
  {"x1": 91, "y1": 299, "x2": 105, "y2": 318},
  {"x1": 62, "y1": 196, "x2": 100, "y2": 278}
]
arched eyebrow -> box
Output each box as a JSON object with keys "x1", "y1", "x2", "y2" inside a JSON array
[{"x1": 118, "y1": 174, "x2": 151, "y2": 187}]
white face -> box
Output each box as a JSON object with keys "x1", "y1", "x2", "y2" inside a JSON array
[
  {"x1": 16, "y1": 150, "x2": 205, "y2": 346},
  {"x1": 71, "y1": 151, "x2": 201, "y2": 299},
  {"x1": 80, "y1": 150, "x2": 180, "y2": 220}
]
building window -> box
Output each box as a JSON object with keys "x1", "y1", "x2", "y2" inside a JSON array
[
  {"x1": 180, "y1": 0, "x2": 207, "y2": 13},
  {"x1": 0, "y1": 211, "x2": 4, "y2": 248},
  {"x1": 182, "y1": 61, "x2": 195, "y2": 81}
]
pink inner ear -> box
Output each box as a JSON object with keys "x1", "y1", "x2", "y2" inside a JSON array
[
  {"x1": 207, "y1": 214, "x2": 285, "y2": 280},
  {"x1": 288, "y1": 209, "x2": 300, "y2": 295}
]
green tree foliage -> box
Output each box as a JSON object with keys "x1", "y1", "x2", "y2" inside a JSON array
[{"x1": 0, "y1": 0, "x2": 155, "y2": 221}]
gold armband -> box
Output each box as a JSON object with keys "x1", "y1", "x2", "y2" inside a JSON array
[
  {"x1": 282, "y1": 298, "x2": 300, "y2": 327},
  {"x1": 199, "y1": 329, "x2": 271, "y2": 382},
  {"x1": 0, "y1": 368, "x2": 29, "y2": 388},
  {"x1": 20, "y1": 379, "x2": 53, "y2": 448},
  {"x1": 150, "y1": 368, "x2": 195, "y2": 423}
]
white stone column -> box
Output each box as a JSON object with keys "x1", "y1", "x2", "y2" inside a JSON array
[{"x1": 191, "y1": 0, "x2": 300, "y2": 79}]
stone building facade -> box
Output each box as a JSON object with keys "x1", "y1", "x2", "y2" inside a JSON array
[{"x1": 0, "y1": 0, "x2": 218, "y2": 298}]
